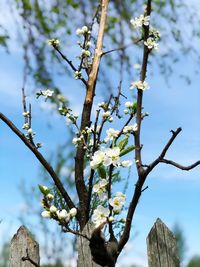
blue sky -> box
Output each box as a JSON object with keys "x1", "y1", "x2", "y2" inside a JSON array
[{"x1": 0, "y1": 1, "x2": 200, "y2": 267}]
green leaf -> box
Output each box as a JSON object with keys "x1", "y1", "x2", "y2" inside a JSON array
[
  {"x1": 117, "y1": 136, "x2": 129, "y2": 150},
  {"x1": 0, "y1": 35, "x2": 9, "y2": 48},
  {"x1": 120, "y1": 145, "x2": 135, "y2": 157},
  {"x1": 97, "y1": 165, "x2": 107, "y2": 178},
  {"x1": 132, "y1": 102, "x2": 137, "y2": 114},
  {"x1": 22, "y1": 0, "x2": 32, "y2": 11},
  {"x1": 38, "y1": 184, "x2": 50, "y2": 195}
]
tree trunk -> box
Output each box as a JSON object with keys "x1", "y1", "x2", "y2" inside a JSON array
[{"x1": 77, "y1": 223, "x2": 101, "y2": 267}]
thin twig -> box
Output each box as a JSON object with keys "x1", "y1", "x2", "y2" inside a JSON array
[
  {"x1": 145, "y1": 127, "x2": 182, "y2": 175},
  {"x1": 87, "y1": 109, "x2": 101, "y2": 219},
  {"x1": 101, "y1": 38, "x2": 142, "y2": 57},
  {"x1": 53, "y1": 46, "x2": 87, "y2": 86},
  {"x1": 63, "y1": 225, "x2": 91, "y2": 241},
  {"x1": 22, "y1": 88, "x2": 28, "y2": 124},
  {"x1": 22, "y1": 249, "x2": 40, "y2": 267},
  {"x1": 160, "y1": 158, "x2": 200, "y2": 170},
  {"x1": 108, "y1": 165, "x2": 115, "y2": 238}
]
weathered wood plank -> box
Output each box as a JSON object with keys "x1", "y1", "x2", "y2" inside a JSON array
[
  {"x1": 9, "y1": 225, "x2": 40, "y2": 267},
  {"x1": 147, "y1": 218, "x2": 180, "y2": 267},
  {"x1": 77, "y1": 223, "x2": 101, "y2": 267}
]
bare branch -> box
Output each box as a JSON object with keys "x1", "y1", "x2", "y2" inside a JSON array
[
  {"x1": 75, "y1": 0, "x2": 110, "y2": 229},
  {"x1": 101, "y1": 38, "x2": 142, "y2": 57},
  {"x1": 145, "y1": 127, "x2": 182, "y2": 175},
  {"x1": 108, "y1": 165, "x2": 115, "y2": 239},
  {"x1": 22, "y1": 88, "x2": 28, "y2": 124},
  {"x1": 118, "y1": 0, "x2": 152, "y2": 255},
  {"x1": 0, "y1": 112, "x2": 76, "y2": 212},
  {"x1": 62, "y1": 225, "x2": 91, "y2": 241},
  {"x1": 134, "y1": 1, "x2": 152, "y2": 176},
  {"x1": 160, "y1": 158, "x2": 200, "y2": 170},
  {"x1": 53, "y1": 46, "x2": 87, "y2": 86}
]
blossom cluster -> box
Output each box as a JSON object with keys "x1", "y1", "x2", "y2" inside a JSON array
[
  {"x1": 92, "y1": 191, "x2": 126, "y2": 227},
  {"x1": 47, "y1": 38, "x2": 60, "y2": 47},
  {"x1": 76, "y1": 25, "x2": 92, "y2": 68},
  {"x1": 39, "y1": 185, "x2": 77, "y2": 224},
  {"x1": 76, "y1": 26, "x2": 90, "y2": 36},
  {"x1": 130, "y1": 12, "x2": 160, "y2": 52},
  {"x1": 22, "y1": 112, "x2": 41, "y2": 146},
  {"x1": 90, "y1": 147, "x2": 120, "y2": 169},
  {"x1": 144, "y1": 37, "x2": 159, "y2": 50},
  {"x1": 130, "y1": 80, "x2": 149, "y2": 91},
  {"x1": 130, "y1": 14, "x2": 150, "y2": 28},
  {"x1": 124, "y1": 101, "x2": 137, "y2": 114},
  {"x1": 90, "y1": 146, "x2": 133, "y2": 169},
  {"x1": 36, "y1": 89, "x2": 54, "y2": 99},
  {"x1": 98, "y1": 101, "x2": 113, "y2": 122}
]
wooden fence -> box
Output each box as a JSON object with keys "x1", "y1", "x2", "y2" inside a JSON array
[{"x1": 9, "y1": 218, "x2": 180, "y2": 267}]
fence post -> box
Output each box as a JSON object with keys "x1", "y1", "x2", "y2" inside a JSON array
[
  {"x1": 146, "y1": 218, "x2": 180, "y2": 267},
  {"x1": 9, "y1": 225, "x2": 40, "y2": 267}
]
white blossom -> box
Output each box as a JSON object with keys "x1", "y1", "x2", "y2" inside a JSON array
[
  {"x1": 98, "y1": 101, "x2": 106, "y2": 108},
  {"x1": 47, "y1": 39, "x2": 60, "y2": 47},
  {"x1": 144, "y1": 37, "x2": 159, "y2": 50},
  {"x1": 27, "y1": 128, "x2": 33, "y2": 135},
  {"x1": 57, "y1": 209, "x2": 70, "y2": 221},
  {"x1": 22, "y1": 123, "x2": 29, "y2": 130},
  {"x1": 72, "y1": 135, "x2": 84, "y2": 147},
  {"x1": 82, "y1": 26, "x2": 89, "y2": 34},
  {"x1": 22, "y1": 111, "x2": 30, "y2": 117},
  {"x1": 130, "y1": 80, "x2": 149, "y2": 91},
  {"x1": 108, "y1": 117, "x2": 113, "y2": 123},
  {"x1": 81, "y1": 49, "x2": 91, "y2": 57},
  {"x1": 93, "y1": 179, "x2": 108, "y2": 201},
  {"x1": 123, "y1": 123, "x2": 138, "y2": 134},
  {"x1": 149, "y1": 27, "x2": 161, "y2": 40},
  {"x1": 130, "y1": 15, "x2": 150, "y2": 28},
  {"x1": 125, "y1": 101, "x2": 134, "y2": 109},
  {"x1": 69, "y1": 208, "x2": 77, "y2": 217},
  {"x1": 90, "y1": 150, "x2": 105, "y2": 169},
  {"x1": 41, "y1": 89, "x2": 54, "y2": 97},
  {"x1": 133, "y1": 63, "x2": 141, "y2": 70},
  {"x1": 103, "y1": 147, "x2": 120, "y2": 167},
  {"x1": 109, "y1": 192, "x2": 126, "y2": 213},
  {"x1": 76, "y1": 26, "x2": 89, "y2": 35},
  {"x1": 74, "y1": 71, "x2": 82, "y2": 79},
  {"x1": 41, "y1": 211, "x2": 51, "y2": 218},
  {"x1": 50, "y1": 205, "x2": 57, "y2": 213},
  {"x1": 76, "y1": 28, "x2": 83, "y2": 35},
  {"x1": 108, "y1": 216, "x2": 114, "y2": 222},
  {"x1": 104, "y1": 128, "x2": 120, "y2": 143},
  {"x1": 92, "y1": 205, "x2": 109, "y2": 227},
  {"x1": 120, "y1": 160, "x2": 133, "y2": 168},
  {"x1": 90, "y1": 147, "x2": 121, "y2": 169},
  {"x1": 87, "y1": 124, "x2": 101, "y2": 133},
  {"x1": 102, "y1": 111, "x2": 111, "y2": 119}
]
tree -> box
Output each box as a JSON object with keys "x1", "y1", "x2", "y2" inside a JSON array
[
  {"x1": 0, "y1": 241, "x2": 9, "y2": 267},
  {"x1": 1, "y1": 0, "x2": 200, "y2": 266},
  {"x1": 187, "y1": 256, "x2": 200, "y2": 267},
  {"x1": 173, "y1": 223, "x2": 187, "y2": 265}
]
